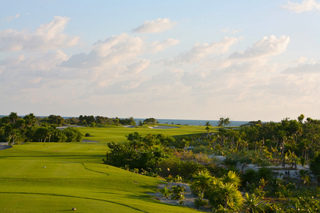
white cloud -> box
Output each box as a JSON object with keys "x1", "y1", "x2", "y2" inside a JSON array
[
  {"x1": 2, "y1": 14, "x2": 20, "y2": 23},
  {"x1": 230, "y1": 35, "x2": 290, "y2": 59},
  {"x1": 150, "y1": 38, "x2": 180, "y2": 52},
  {"x1": 283, "y1": 0, "x2": 320, "y2": 13},
  {"x1": 175, "y1": 37, "x2": 238, "y2": 63},
  {"x1": 61, "y1": 33, "x2": 144, "y2": 69},
  {"x1": 133, "y1": 18, "x2": 176, "y2": 33},
  {"x1": 296, "y1": 56, "x2": 308, "y2": 64},
  {"x1": 0, "y1": 16, "x2": 79, "y2": 51}
]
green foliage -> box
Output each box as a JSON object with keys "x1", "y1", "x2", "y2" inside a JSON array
[
  {"x1": 194, "y1": 198, "x2": 208, "y2": 208},
  {"x1": 224, "y1": 154, "x2": 252, "y2": 167},
  {"x1": 160, "y1": 186, "x2": 172, "y2": 198},
  {"x1": 62, "y1": 127, "x2": 83, "y2": 142},
  {"x1": 206, "y1": 172, "x2": 244, "y2": 212},
  {"x1": 171, "y1": 185, "x2": 185, "y2": 200},
  {"x1": 191, "y1": 170, "x2": 211, "y2": 198},
  {"x1": 208, "y1": 181, "x2": 244, "y2": 212},
  {"x1": 290, "y1": 196, "x2": 320, "y2": 212},
  {"x1": 143, "y1": 118, "x2": 158, "y2": 125},
  {"x1": 244, "y1": 193, "x2": 265, "y2": 213},
  {"x1": 310, "y1": 153, "x2": 320, "y2": 181},
  {"x1": 218, "y1": 117, "x2": 230, "y2": 127},
  {"x1": 106, "y1": 133, "x2": 174, "y2": 175},
  {"x1": 158, "y1": 157, "x2": 204, "y2": 179},
  {"x1": 264, "y1": 202, "x2": 284, "y2": 213},
  {"x1": 222, "y1": 171, "x2": 241, "y2": 187}
]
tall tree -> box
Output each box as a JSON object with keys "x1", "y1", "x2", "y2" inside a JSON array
[{"x1": 8, "y1": 112, "x2": 19, "y2": 124}]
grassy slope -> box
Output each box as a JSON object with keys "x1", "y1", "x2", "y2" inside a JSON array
[
  {"x1": 78, "y1": 124, "x2": 208, "y2": 143},
  {"x1": 0, "y1": 141, "x2": 200, "y2": 212}
]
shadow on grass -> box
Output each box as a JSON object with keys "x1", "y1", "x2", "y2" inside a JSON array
[{"x1": 81, "y1": 163, "x2": 109, "y2": 176}]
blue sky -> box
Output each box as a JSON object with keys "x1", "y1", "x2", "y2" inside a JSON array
[{"x1": 1, "y1": 0, "x2": 320, "y2": 121}]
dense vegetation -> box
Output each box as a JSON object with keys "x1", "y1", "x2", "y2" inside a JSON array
[
  {"x1": 0, "y1": 113, "x2": 82, "y2": 143},
  {"x1": 105, "y1": 114, "x2": 320, "y2": 212},
  {"x1": 0, "y1": 113, "x2": 155, "y2": 144}
]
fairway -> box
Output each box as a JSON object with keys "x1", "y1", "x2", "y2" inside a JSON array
[
  {"x1": 77, "y1": 125, "x2": 208, "y2": 143},
  {"x1": 0, "y1": 142, "x2": 200, "y2": 213}
]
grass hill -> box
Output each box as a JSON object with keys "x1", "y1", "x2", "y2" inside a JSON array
[{"x1": 0, "y1": 141, "x2": 200, "y2": 212}]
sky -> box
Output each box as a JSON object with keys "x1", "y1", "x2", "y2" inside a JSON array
[{"x1": 1, "y1": 0, "x2": 320, "y2": 121}]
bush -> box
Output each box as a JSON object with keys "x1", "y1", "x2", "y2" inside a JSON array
[
  {"x1": 241, "y1": 169, "x2": 257, "y2": 188},
  {"x1": 194, "y1": 198, "x2": 208, "y2": 208},
  {"x1": 63, "y1": 127, "x2": 83, "y2": 142},
  {"x1": 158, "y1": 157, "x2": 205, "y2": 179},
  {"x1": 257, "y1": 167, "x2": 273, "y2": 182},
  {"x1": 224, "y1": 155, "x2": 252, "y2": 167},
  {"x1": 171, "y1": 185, "x2": 185, "y2": 200},
  {"x1": 160, "y1": 186, "x2": 172, "y2": 198}
]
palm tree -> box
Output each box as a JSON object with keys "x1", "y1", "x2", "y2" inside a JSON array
[
  {"x1": 24, "y1": 113, "x2": 37, "y2": 127},
  {"x1": 210, "y1": 182, "x2": 244, "y2": 212},
  {"x1": 8, "y1": 112, "x2": 18, "y2": 124},
  {"x1": 222, "y1": 171, "x2": 241, "y2": 187},
  {"x1": 208, "y1": 173, "x2": 244, "y2": 212},
  {"x1": 4, "y1": 125, "x2": 20, "y2": 145},
  {"x1": 244, "y1": 193, "x2": 265, "y2": 213},
  {"x1": 192, "y1": 170, "x2": 212, "y2": 198}
]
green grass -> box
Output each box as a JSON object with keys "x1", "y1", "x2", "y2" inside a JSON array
[
  {"x1": 0, "y1": 142, "x2": 200, "y2": 212},
  {"x1": 78, "y1": 124, "x2": 209, "y2": 143}
]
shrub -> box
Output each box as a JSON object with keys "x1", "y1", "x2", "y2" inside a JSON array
[
  {"x1": 241, "y1": 169, "x2": 257, "y2": 189},
  {"x1": 160, "y1": 186, "x2": 172, "y2": 198},
  {"x1": 224, "y1": 155, "x2": 252, "y2": 167},
  {"x1": 158, "y1": 157, "x2": 204, "y2": 179},
  {"x1": 257, "y1": 167, "x2": 273, "y2": 181},
  {"x1": 194, "y1": 198, "x2": 208, "y2": 208},
  {"x1": 171, "y1": 185, "x2": 185, "y2": 200}
]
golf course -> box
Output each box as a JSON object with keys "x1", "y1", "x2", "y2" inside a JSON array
[{"x1": 0, "y1": 125, "x2": 205, "y2": 212}]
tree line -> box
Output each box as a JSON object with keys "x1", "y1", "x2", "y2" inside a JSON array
[{"x1": 0, "y1": 112, "x2": 82, "y2": 144}]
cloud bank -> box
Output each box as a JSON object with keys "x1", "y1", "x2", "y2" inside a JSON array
[
  {"x1": 283, "y1": 0, "x2": 320, "y2": 13},
  {"x1": 230, "y1": 36, "x2": 290, "y2": 59},
  {"x1": 0, "y1": 16, "x2": 79, "y2": 51}
]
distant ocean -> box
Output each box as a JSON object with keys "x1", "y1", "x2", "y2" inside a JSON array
[
  {"x1": 134, "y1": 118, "x2": 249, "y2": 127},
  {"x1": 0, "y1": 115, "x2": 249, "y2": 127}
]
